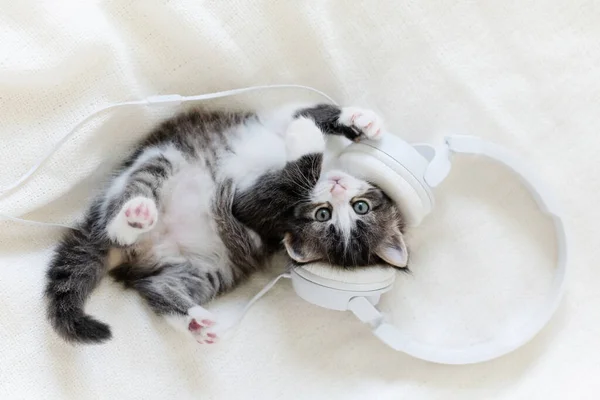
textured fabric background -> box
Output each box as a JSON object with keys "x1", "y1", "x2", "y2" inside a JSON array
[{"x1": 1, "y1": 1, "x2": 598, "y2": 399}]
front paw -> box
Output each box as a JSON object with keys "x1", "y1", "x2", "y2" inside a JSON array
[
  {"x1": 284, "y1": 117, "x2": 325, "y2": 161},
  {"x1": 338, "y1": 107, "x2": 385, "y2": 141}
]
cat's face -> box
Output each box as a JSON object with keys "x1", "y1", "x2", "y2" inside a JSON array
[{"x1": 284, "y1": 170, "x2": 408, "y2": 269}]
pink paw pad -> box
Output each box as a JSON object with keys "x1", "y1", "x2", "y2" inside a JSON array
[
  {"x1": 188, "y1": 318, "x2": 214, "y2": 332},
  {"x1": 121, "y1": 197, "x2": 157, "y2": 230},
  {"x1": 188, "y1": 317, "x2": 219, "y2": 344},
  {"x1": 188, "y1": 319, "x2": 202, "y2": 331}
]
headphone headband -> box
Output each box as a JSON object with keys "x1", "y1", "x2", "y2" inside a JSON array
[{"x1": 295, "y1": 134, "x2": 567, "y2": 364}]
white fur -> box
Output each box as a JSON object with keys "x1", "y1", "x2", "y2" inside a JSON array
[
  {"x1": 218, "y1": 119, "x2": 287, "y2": 191},
  {"x1": 257, "y1": 101, "x2": 317, "y2": 137},
  {"x1": 310, "y1": 170, "x2": 372, "y2": 245},
  {"x1": 284, "y1": 117, "x2": 326, "y2": 161},
  {"x1": 164, "y1": 305, "x2": 220, "y2": 344},
  {"x1": 146, "y1": 165, "x2": 225, "y2": 268}
]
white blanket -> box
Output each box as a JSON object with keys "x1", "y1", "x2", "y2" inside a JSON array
[{"x1": 1, "y1": 1, "x2": 598, "y2": 399}]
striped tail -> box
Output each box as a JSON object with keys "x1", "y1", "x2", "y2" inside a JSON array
[{"x1": 45, "y1": 216, "x2": 112, "y2": 344}]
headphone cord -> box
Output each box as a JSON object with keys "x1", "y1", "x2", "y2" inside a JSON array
[
  {"x1": 222, "y1": 272, "x2": 291, "y2": 334},
  {"x1": 0, "y1": 84, "x2": 336, "y2": 229}
]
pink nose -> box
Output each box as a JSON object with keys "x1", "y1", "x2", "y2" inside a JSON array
[{"x1": 331, "y1": 183, "x2": 346, "y2": 195}]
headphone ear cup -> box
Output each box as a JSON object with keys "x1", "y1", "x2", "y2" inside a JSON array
[
  {"x1": 290, "y1": 262, "x2": 397, "y2": 311},
  {"x1": 295, "y1": 262, "x2": 397, "y2": 291},
  {"x1": 338, "y1": 142, "x2": 430, "y2": 227}
]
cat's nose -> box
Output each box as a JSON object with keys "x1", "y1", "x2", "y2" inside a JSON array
[
  {"x1": 330, "y1": 182, "x2": 346, "y2": 195},
  {"x1": 331, "y1": 185, "x2": 345, "y2": 195}
]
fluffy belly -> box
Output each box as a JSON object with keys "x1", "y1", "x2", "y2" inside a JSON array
[{"x1": 142, "y1": 165, "x2": 226, "y2": 265}]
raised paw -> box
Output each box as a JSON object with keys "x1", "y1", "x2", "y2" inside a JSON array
[
  {"x1": 338, "y1": 107, "x2": 385, "y2": 141},
  {"x1": 123, "y1": 197, "x2": 157, "y2": 229},
  {"x1": 106, "y1": 196, "x2": 158, "y2": 246},
  {"x1": 285, "y1": 117, "x2": 325, "y2": 161},
  {"x1": 187, "y1": 306, "x2": 219, "y2": 344}
]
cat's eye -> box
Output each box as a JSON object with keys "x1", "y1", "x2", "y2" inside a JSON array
[
  {"x1": 314, "y1": 207, "x2": 331, "y2": 222},
  {"x1": 352, "y1": 200, "x2": 370, "y2": 215}
]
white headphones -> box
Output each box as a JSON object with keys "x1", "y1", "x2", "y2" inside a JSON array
[
  {"x1": 0, "y1": 84, "x2": 567, "y2": 365},
  {"x1": 290, "y1": 133, "x2": 567, "y2": 365}
]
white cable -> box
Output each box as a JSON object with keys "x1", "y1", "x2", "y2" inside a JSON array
[
  {"x1": 0, "y1": 84, "x2": 337, "y2": 228},
  {"x1": 228, "y1": 272, "x2": 291, "y2": 330},
  {"x1": 0, "y1": 100, "x2": 145, "y2": 197},
  {"x1": 235, "y1": 272, "x2": 291, "y2": 325},
  {"x1": 174, "y1": 84, "x2": 337, "y2": 105}
]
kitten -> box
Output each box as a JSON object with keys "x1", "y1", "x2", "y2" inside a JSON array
[{"x1": 44, "y1": 103, "x2": 408, "y2": 345}]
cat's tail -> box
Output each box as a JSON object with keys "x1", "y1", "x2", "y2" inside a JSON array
[{"x1": 45, "y1": 212, "x2": 112, "y2": 344}]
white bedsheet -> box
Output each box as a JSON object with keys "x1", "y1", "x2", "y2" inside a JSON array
[{"x1": 1, "y1": 1, "x2": 599, "y2": 399}]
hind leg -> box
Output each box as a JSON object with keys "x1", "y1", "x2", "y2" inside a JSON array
[
  {"x1": 106, "y1": 196, "x2": 159, "y2": 246},
  {"x1": 104, "y1": 147, "x2": 185, "y2": 246},
  {"x1": 110, "y1": 262, "x2": 223, "y2": 344}
]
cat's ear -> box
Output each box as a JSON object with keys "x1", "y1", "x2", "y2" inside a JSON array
[
  {"x1": 376, "y1": 229, "x2": 408, "y2": 268},
  {"x1": 283, "y1": 233, "x2": 321, "y2": 263}
]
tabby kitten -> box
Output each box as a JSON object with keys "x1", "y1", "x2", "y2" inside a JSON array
[{"x1": 45, "y1": 103, "x2": 408, "y2": 345}]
